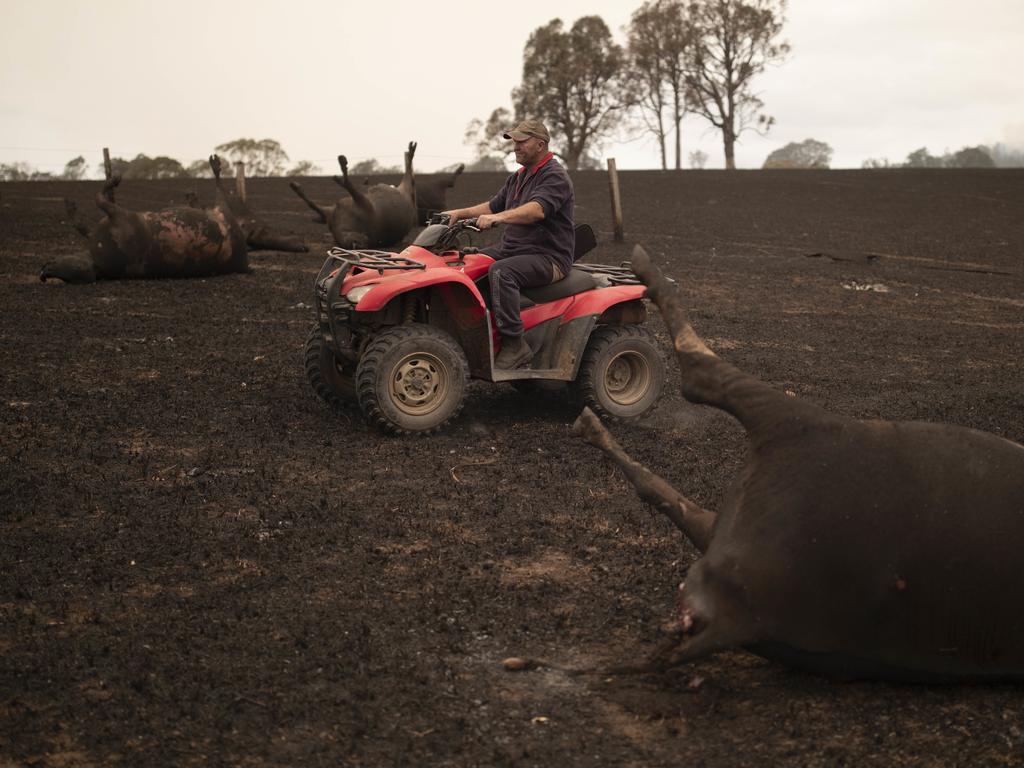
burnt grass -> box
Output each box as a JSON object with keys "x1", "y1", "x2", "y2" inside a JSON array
[{"x1": 2, "y1": 168, "x2": 1023, "y2": 767}]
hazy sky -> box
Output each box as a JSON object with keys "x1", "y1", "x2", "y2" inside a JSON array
[{"x1": 1, "y1": 0, "x2": 1022, "y2": 174}]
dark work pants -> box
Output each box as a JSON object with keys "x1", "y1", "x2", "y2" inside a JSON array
[{"x1": 485, "y1": 250, "x2": 557, "y2": 337}]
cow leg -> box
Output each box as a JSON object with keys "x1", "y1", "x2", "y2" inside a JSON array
[
  {"x1": 98, "y1": 174, "x2": 120, "y2": 205},
  {"x1": 99, "y1": 173, "x2": 119, "y2": 204},
  {"x1": 246, "y1": 224, "x2": 308, "y2": 253},
  {"x1": 94, "y1": 176, "x2": 124, "y2": 217},
  {"x1": 207, "y1": 154, "x2": 238, "y2": 212},
  {"x1": 209, "y1": 154, "x2": 224, "y2": 180},
  {"x1": 288, "y1": 182, "x2": 329, "y2": 223},
  {"x1": 64, "y1": 199, "x2": 91, "y2": 239},
  {"x1": 573, "y1": 407, "x2": 715, "y2": 552},
  {"x1": 335, "y1": 155, "x2": 375, "y2": 218},
  {"x1": 631, "y1": 246, "x2": 818, "y2": 440},
  {"x1": 604, "y1": 621, "x2": 738, "y2": 675},
  {"x1": 398, "y1": 140, "x2": 417, "y2": 207},
  {"x1": 446, "y1": 163, "x2": 465, "y2": 189}
]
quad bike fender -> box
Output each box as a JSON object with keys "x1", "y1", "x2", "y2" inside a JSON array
[
  {"x1": 519, "y1": 285, "x2": 648, "y2": 343},
  {"x1": 354, "y1": 269, "x2": 486, "y2": 313},
  {"x1": 559, "y1": 284, "x2": 647, "y2": 324}
]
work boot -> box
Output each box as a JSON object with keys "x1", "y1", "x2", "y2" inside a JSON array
[{"x1": 495, "y1": 335, "x2": 532, "y2": 369}]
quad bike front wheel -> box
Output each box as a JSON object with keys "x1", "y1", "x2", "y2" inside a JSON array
[
  {"x1": 305, "y1": 326, "x2": 357, "y2": 408},
  {"x1": 355, "y1": 324, "x2": 469, "y2": 435},
  {"x1": 573, "y1": 324, "x2": 664, "y2": 420}
]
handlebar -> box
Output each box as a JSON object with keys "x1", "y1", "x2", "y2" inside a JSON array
[{"x1": 427, "y1": 212, "x2": 481, "y2": 232}]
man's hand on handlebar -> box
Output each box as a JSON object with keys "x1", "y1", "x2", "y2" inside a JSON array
[{"x1": 475, "y1": 213, "x2": 500, "y2": 231}]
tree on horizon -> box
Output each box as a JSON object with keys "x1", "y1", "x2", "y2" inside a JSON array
[
  {"x1": 512, "y1": 16, "x2": 626, "y2": 170},
  {"x1": 762, "y1": 138, "x2": 832, "y2": 168},
  {"x1": 213, "y1": 138, "x2": 289, "y2": 177},
  {"x1": 625, "y1": 0, "x2": 695, "y2": 170},
  {"x1": 684, "y1": 0, "x2": 789, "y2": 169}
]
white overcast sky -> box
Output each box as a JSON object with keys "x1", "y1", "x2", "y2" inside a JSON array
[{"x1": 1, "y1": 0, "x2": 1022, "y2": 174}]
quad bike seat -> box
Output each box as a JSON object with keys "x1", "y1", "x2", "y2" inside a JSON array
[{"x1": 520, "y1": 268, "x2": 597, "y2": 307}]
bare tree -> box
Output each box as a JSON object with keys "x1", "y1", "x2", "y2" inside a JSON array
[
  {"x1": 464, "y1": 107, "x2": 513, "y2": 168},
  {"x1": 626, "y1": 0, "x2": 695, "y2": 170},
  {"x1": 625, "y1": 5, "x2": 670, "y2": 169},
  {"x1": 685, "y1": 0, "x2": 789, "y2": 169},
  {"x1": 689, "y1": 149, "x2": 709, "y2": 169},
  {"x1": 513, "y1": 17, "x2": 626, "y2": 170}
]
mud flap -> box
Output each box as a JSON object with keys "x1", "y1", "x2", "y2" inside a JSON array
[{"x1": 490, "y1": 315, "x2": 596, "y2": 383}]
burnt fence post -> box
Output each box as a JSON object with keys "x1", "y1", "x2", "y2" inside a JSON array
[
  {"x1": 235, "y1": 162, "x2": 247, "y2": 203},
  {"x1": 607, "y1": 158, "x2": 623, "y2": 242}
]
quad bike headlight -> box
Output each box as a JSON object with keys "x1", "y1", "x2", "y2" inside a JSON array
[{"x1": 345, "y1": 285, "x2": 375, "y2": 304}]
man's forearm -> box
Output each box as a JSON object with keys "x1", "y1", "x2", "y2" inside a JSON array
[
  {"x1": 449, "y1": 202, "x2": 493, "y2": 220},
  {"x1": 490, "y1": 201, "x2": 545, "y2": 225}
]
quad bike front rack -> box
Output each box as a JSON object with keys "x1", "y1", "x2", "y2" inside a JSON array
[
  {"x1": 314, "y1": 247, "x2": 427, "y2": 320},
  {"x1": 314, "y1": 247, "x2": 425, "y2": 289}
]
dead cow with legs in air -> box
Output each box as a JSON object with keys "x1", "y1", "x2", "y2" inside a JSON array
[
  {"x1": 41, "y1": 155, "x2": 306, "y2": 283},
  {"x1": 289, "y1": 141, "x2": 419, "y2": 249},
  {"x1": 573, "y1": 246, "x2": 1024, "y2": 683}
]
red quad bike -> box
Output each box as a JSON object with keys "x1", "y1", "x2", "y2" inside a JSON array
[{"x1": 304, "y1": 216, "x2": 665, "y2": 434}]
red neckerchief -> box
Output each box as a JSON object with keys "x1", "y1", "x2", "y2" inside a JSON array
[{"x1": 513, "y1": 152, "x2": 554, "y2": 200}]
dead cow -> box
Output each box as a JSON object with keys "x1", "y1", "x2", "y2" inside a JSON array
[
  {"x1": 289, "y1": 141, "x2": 418, "y2": 249},
  {"x1": 41, "y1": 156, "x2": 306, "y2": 284},
  {"x1": 575, "y1": 246, "x2": 1024, "y2": 683},
  {"x1": 415, "y1": 163, "x2": 464, "y2": 225},
  {"x1": 199, "y1": 156, "x2": 309, "y2": 256}
]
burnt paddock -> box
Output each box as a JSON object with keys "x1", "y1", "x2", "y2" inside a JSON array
[{"x1": 2, "y1": 169, "x2": 1023, "y2": 766}]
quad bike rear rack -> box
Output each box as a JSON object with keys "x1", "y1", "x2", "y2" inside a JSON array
[{"x1": 573, "y1": 262, "x2": 643, "y2": 286}]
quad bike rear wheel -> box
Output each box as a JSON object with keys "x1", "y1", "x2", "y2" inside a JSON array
[
  {"x1": 305, "y1": 326, "x2": 357, "y2": 408},
  {"x1": 356, "y1": 324, "x2": 469, "y2": 435},
  {"x1": 573, "y1": 324, "x2": 664, "y2": 420}
]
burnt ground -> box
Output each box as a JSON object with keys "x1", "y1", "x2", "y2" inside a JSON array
[{"x1": 2, "y1": 168, "x2": 1023, "y2": 767}]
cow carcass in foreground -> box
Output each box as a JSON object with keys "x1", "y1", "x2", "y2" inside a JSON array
[
  {"x1": 289, "y1": 141, "x2": 419, "y2": 249},
  {"x1": 41, "y1": 156, "x2": 306, "y2": 284},
  {"x1": 575, "y1": 246, "x2": 1024, "y2": 682}
]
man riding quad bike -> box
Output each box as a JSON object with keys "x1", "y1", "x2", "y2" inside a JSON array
[{"x1": 304, "y1": 216, "x2": 664, "y2": 434}]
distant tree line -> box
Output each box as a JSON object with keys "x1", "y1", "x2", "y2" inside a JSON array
[
  {"x1": 758, "y1": 141, "x2": 1022, "y2": 170},
  {"x1": 466, "y1": 0, "x2": 789, "y2": 170},
  {"x1": 862, "y1": 144, "x2": 1023, "y2": 169},
  {"x1": 0, "y1": 138, "x2": 320, "y2": 181},
  {"x1": 0, "y1": 155, "x2": 89, "y2": 181}
]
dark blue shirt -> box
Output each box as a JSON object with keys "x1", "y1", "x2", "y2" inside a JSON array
[{"x1": 488, "y1": 155, "x2": 575, "y2": 276}]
